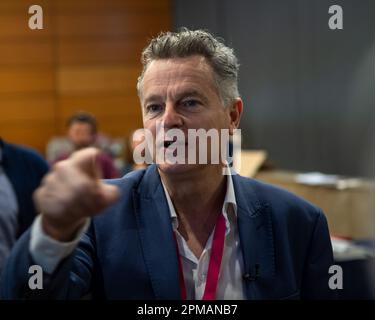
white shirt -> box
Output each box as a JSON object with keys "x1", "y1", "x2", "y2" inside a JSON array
[
  {"x1": 161, "y1": 170, "x2": 246, "y2": 300},
  {"x1": 30, "y1": 169, "x2": 246, "y2": 299}
]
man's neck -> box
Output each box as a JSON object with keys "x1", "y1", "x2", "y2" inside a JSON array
[{"x1": 159, "y1": 165, "x2": 227, "y2": 257}]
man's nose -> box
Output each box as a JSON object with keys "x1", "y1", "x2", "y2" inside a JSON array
[{"x1": 162, "y1": 103, "x2": 183, "y2": 128}]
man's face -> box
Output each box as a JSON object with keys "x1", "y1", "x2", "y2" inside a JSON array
[
  {"x1": 68, "y1": 122, "x2": 95, "y2": 150},
  {"x1": 140, "y1": 55, "x2": 242, "y2": 175}
]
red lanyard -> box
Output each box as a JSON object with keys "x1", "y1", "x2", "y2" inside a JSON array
[{"x1": 173, "y1": 212, "x2": 226, "y2": 300}]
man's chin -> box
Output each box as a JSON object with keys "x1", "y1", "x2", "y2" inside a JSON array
[{"x1": 157, "y1": 162, "x2": 197, "y2": 175}]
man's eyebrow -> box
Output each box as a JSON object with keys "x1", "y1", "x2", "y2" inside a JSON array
[
  {"x1": 143, "y1": 94, "x2": 163, "y2": 106},
  {"x1": 174, "y1": 90, "x2": 209, "y2": 104},
  {"x1": 143, "y1": 90, "x2": 209, "y2": 106}
]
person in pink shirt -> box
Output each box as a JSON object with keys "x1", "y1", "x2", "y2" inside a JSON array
[{"x1": 55, "y1": 112, "x2": 119, "y2": 179}]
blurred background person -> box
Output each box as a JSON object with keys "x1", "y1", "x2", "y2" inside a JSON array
[
  {"x1": 54, "y1": 112, "x2": 119, "y2": 179},
  {"x1": 0, "y1": 138, "x2": 48, "y2": 276},
  {"x1": 122, "y1": 129, "x2": 149, "y2": 174}
]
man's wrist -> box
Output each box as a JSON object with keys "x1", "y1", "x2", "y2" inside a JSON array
[
  {"x1": 30, "y1": 215, "x2": 91, "y2": 274},
  {"x1": 41, "y1": 215, "x2": 87, "y2": 242}
]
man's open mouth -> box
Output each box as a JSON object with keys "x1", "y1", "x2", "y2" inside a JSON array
[{"x1": 164, "y1": 140, "x2": 174, "y2": 148}]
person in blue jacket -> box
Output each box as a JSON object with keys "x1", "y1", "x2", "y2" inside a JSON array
[
  {"x1": 0, "y1": 138, "x2": 49, "y2": 276},
  {"x1": 1, "y1": 29, "x2": 336, "y2": 300}
]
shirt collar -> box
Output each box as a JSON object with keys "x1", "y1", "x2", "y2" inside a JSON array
[{"x1": 161, "y1": 165, "x2": 237, "y2": 232}]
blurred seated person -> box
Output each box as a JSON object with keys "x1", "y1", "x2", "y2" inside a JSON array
[
  {"x1": 122, "y1": 129, "x2": 148, "y2": 174},
  {"x1": 0, "y1": 138, "x2": 48, "y2": 276},
  {"x1": 55, "y1": 112, "x2": 119, "y2": 179}
]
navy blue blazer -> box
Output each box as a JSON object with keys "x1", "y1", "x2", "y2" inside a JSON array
[
  {"x1": 0, "y1": 139, "x2": 49, "y2": 237},
  {"x1": 1, "y1": 164, "x2": 336, "y2": 300}
]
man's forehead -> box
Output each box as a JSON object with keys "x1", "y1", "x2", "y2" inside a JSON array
[{"x1": 142, "y1": 56, "x2": 217, "y2": 97}]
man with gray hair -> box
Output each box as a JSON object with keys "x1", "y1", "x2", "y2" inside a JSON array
[{"x1": 1, "y1": 29, "x2": 335, "y2": 300}]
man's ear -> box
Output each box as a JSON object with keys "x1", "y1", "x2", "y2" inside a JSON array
[{"x1": 228, "y1": 98, "x2": 243, "y2": 135}]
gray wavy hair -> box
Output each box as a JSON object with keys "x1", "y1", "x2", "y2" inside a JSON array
[{"x1": 137, "y1": 28, "x2": 240, "y2": 107}]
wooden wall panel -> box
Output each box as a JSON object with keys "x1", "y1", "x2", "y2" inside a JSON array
[
  {"x1": 56, "y1": 12, "x2": 171, "y2": 38},
  {"x1": 0, "y1": 13, "x2": 53, "y2": 39},
  {"x1": 58, "y1": 95, "x2": 143, "y2": 134},
  {"x1": 55, "y1": 0, "x2": 170, "y2": 13},
  {"x1": 0, "y1": 42, "x2": 54, "y2": 66},
  {"x1": 0, "y1": 96, "x2": 56, "y2": 152},
  {"x1": 59, "y1": 95, "x2": 142, "y2": 118},
  {"x1": 0, "y1": 67, "x2": 55, "y2": 94},
  {"x1": 0, "y1": 0, "x2": 51, "y2": 12},
  {"x1": 0, "y1": 0, "x2": 171, "y2": 155},
  {"x1": 0, "y1": 96, "x2": 56, "y2": 122},
  {"x1": 57, "y1": 65, "x2": 140, "y2": 95},
  {"x1": 0, "y1": 121, "x2": 56, "y2": 152},
  {"x1": 57, "y1": 38, "x2": 145, "y2": 65}
]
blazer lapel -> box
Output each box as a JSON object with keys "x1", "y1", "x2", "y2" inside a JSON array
[
  {"x1": 133, "y1": 165, "x2": 181, "y2": 299},
  {"x1": 232, "y1": 175, "x2": 276, "y2": 299}
]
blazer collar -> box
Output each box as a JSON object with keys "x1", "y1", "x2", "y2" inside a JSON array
[
  {"x1": 133, "y1": 165, "x2": 275, "y2": 300},
  {"x1": 232, "y1": 174, "x2": 276, "y2": 299},
  {"x1": 133, "y1": 164, "x2": 181, "y2": 299}
]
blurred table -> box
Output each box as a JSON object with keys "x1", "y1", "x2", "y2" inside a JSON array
[
  {"x1": 255, "y1": 170, "x2": 375, "y2": 239},
  {"x1": 254, "y1": 170, "x2": 375, "y2": 299}
]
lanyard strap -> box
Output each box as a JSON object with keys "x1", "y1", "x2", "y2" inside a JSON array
[{"x1": 174, "y1": 212, "x2": 226, "y2": 300}]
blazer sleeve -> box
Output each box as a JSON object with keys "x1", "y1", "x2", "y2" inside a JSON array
[
  {"x1": 300, "y1": 209, "x2": 338, "y2": 299},
  {"x1": 0, "y1": 223, "x2": 97, "y2": 300}
]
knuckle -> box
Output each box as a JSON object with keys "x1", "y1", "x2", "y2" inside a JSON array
[
  {"x1": 42, "y1": 172, "x2": 55, "y2": 185},
  {"x1": 52, "y1": 161, "x2": 63, "y2": 171},
  {"x1": 52, "y1": 160, "x2": 69, "y2": 172}
]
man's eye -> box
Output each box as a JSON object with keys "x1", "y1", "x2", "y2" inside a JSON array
[
  {"x1": 182, "y1": 99, "x2": 199, "y2": 108},
  {"x1": 146, "y1": 104, "x2": 163, "y2": 113}
]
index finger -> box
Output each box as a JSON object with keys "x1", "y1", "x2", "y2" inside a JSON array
[{"x1": 69, "y1": 147, "x2": 102, "y2": 180}]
